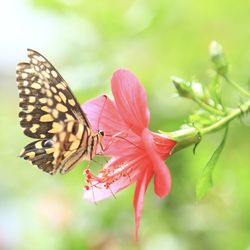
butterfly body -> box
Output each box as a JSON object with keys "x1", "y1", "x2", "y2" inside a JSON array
[{"x1": 17, "y1": 49, "x2": 104, "y2": 175}]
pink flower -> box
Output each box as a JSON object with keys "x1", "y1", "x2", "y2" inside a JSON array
[{"x1": 82, "y1": 69, "x2": 176, "y2": 239}]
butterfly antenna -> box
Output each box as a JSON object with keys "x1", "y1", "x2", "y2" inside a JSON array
[
  {"x1": 96, "y1": 95, "x2": 143, "y2": 151},
  {"x1": 104, "y1": 133, "x2": 143, "y2": 151},
  {"x1": 97, "y1": 95, "x2": 108, "y2": 131},
  {"x1": 96, "y1": 151, "x2": 109, "y2": 163},
  {"x1": 92, "y1": 158, "x2": 104, "y2": 167}
]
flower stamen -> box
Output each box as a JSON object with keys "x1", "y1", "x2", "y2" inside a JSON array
[{"x1": 83, "y1": 161, "x2": 133, "y2": 194}]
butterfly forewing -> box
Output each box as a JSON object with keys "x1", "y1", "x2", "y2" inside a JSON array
[
  {"x1": 27, "y1": 49, "x2": 91, "y2": 127},
  {"x1": 17, "y1": 49, "x2": 93, "y2": 175},
  {"x1": 17, "y1": 62, "x2": 56, "y2": 139}
]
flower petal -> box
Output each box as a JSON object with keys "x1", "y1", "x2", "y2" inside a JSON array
[
  {"x1": 153, "y1": 161, "x2": 171, "y2": 198},
  {"x1": 152, "y1": 132, "x2": 176, "y2": 159},
  {"x1": 142, "y1": 129, "x2": 172, "y2": 198},
  {"x1": 82, "y1": 95, "x2": 140, "y2": 157},
  {"x1": 82, "y1": 95, "x2": 126, "y2": 135},
  {"x1": 111, "y1": 69, "x2": 150, "y2": 135},
  {"x1": 151, "y1": 133, "x2": 175, "y2": 196},
  {"x1": 133, "y1": 167, "x2": 153, "y2": 240}
]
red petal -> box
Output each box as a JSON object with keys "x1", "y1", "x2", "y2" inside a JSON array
[
  {"x1": 82, "y1": 95, "x2": 126, "y2": 135},
  {"x1": 111, "y1": 69, "x2": 150, "y2": 135},
  {"x1": 141, "y1": 129, "x2": 172, "y2": 198},
  {"x1": 153, "y1": 161, "x2": 171, "y2": 198},
  {"x1": 82, "y1": 95, "x2": 140, "y2": 157},
  {"x1": 152, "y1": 132, "x2": 176, "y2": 159},
  {"x1": 133, "y1": 168, "x2": 153, "y2": 240}
]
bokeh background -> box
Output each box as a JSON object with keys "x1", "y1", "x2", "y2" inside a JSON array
[{"x1": 1, "y1": 0, "x2": 250, "y2": 249}]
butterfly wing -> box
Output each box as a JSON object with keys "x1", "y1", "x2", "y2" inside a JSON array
[
  {"x1": 53, "y1": 121, "x2": 90, "y2": 174},
  {"x1": 19, "y1": 139, "x2": 56, "y2": 174},
  {"x1": 17, "y1": 49, "x2": 91, "y2": 174},
  {"x1": 20, "y1": 121, "x2": 90, "y2": 175},
  {"x1": 17, "y1": 49, "x2": 90, "y2": 140}
]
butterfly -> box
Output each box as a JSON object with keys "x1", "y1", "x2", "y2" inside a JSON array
[{"x1": 16, "y1": 49, "x2": 104, "y2": 175}]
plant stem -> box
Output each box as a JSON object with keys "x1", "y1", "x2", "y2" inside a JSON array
[
  {"x1": 193, "y1": 98, "x2": 226, "y2": 116},
  {"x1": 169, "y1": 99, "x2": 250, "y2": 154},
  {"x1": 224, "y1": 76, "x2": 250, "y2": 97}
]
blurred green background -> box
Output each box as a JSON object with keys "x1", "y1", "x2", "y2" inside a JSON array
[{"x1": 1, "y1": 0, "x2": 250, "y2": 249}]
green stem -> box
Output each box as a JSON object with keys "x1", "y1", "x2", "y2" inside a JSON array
[
  {"x1": 194, "y1": 98, "x2": 226, "y2": 116},
  {"x1": 169, "y1": 99, "x2": 250, "y2": 154},
  {"x1": 224, "y1": 76, "x2": 250, "y2": 97}
]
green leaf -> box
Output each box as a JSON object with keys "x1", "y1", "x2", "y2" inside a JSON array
[{"x1": 196, "y1": 126, "x2": 228, "y2": 201}]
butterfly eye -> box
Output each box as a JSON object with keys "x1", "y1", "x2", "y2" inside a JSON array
[{"x1": 99, "y1": 130, "x2": 104, "y2": 136}]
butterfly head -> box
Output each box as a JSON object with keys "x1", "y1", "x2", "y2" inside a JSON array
[
  {"x1": 96, "y1": 130, "x2": 105, "y2": 151},
  {"x1": 98, "y1": 130, "x2": 104, "y2": 137}
]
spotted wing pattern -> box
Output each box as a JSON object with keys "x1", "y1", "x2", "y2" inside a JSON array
[
  {"x1": 19, "y1": 121, "x2": 91, "y2": 175},
  {"x1": 53, "y1": 121, "x2": 91, "y2": 174},
  {"x1": 17, "y1": 49, "x2": 90, "y2": 139},
  {"x1": 17, "y1": 49, "x2": 92, "y2": 175},
  {"x1": 19, "y1": 139, "x2": 56, "y2": 174}
]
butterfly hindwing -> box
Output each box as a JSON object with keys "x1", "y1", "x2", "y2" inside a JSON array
[
  {"x1": 19, "y1": 120, "x2": 89, "y2": 175},
  {"x1": 19, "y1": 139, "x2": 56, "y2": 174}
]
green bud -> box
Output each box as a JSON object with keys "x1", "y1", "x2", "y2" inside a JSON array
[
  {"x1": 172, "y1": 76, "x2": 193, "y2": 98},
  {"x1": 191, "y1": 81, "x2": 204, "y2": 99},
  {"x1": 209, "y1": 41, "x2": 228, "y2": 76}
]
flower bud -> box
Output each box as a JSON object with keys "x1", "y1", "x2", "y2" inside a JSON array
[
  {"x1": 209, "y1": 41, "x2": 228, "y2": 76},
  {"x1": 191, "y1": 81, "x2": 204, "y2": 99},
  {"x1": 172, "y1": 76, "x2": 193, "y2": 98}
]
